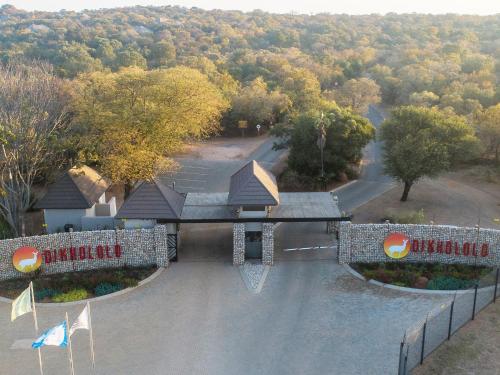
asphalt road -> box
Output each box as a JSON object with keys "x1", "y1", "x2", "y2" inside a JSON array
[
  {"x1": 0, "y1": 261, "x2": 446, "y2": 375},
  {"x1": 334, "y1": 105, "x2": 395, "y2": 214},
  {"x1": 160, "y1": 136, "x2": 286, "y2": 193}
]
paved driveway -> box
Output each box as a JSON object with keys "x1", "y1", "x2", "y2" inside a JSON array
[{"x1": 0, "y1": 259, "x2": 447, "y2": 375}]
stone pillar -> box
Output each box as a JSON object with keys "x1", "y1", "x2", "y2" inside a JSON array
[
  {"x1": 153, "y1": 225, "x2": 170, "y2": 267},
  {"x1": 262, "y1": 223, "x2": 274, "y2": 266},
  {"x1": 337, "y1": 221, "x2": 351, "y2": 264},
  {"x1": 233, "y1": 223, "x2": 245, "y2": 266}
]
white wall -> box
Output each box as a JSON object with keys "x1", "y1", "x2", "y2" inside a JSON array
[
  {"x1": 44, "y1": 209, "x2": 86, "y2": 233},
  {"x1": 98, "y1": 192, "x2": 106, "y2": 204}
]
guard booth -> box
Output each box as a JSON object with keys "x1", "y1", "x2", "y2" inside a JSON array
[
  {"x1": 115, "y1": 160, "x2": 345, "y2": 266},
  {"x1": 115, "y1": 179, "x2": 185, "y2": 261}
]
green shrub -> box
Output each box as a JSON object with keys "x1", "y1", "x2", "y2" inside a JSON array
[
  {"x1": 119, "y1": 277, "x2": 138, "y2": 288},
  {"x1": 94, "y1": 283, "x2": 122, "y2": 297},
  {"x1": 34, "y1": 288, "x2": 59, "y2": 302},
  {"x1": 427, "y1": 276, "x2": 476, "y2": 290},
  {"x1": 52, "y1": 289, "x2": 88, "y2": 302}
]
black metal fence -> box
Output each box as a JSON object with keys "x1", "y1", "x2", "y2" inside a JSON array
[{"x1": 398, "y1": 267, "x2": 500, "y2": 375}]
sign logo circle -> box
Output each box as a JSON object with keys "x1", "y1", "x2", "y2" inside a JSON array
[
  {"x1": 12, "y1": 246, "x2": 42, "y2": 273},
  {"x1": 384, "y1": 233, "x2": 410, "y2": 259}
]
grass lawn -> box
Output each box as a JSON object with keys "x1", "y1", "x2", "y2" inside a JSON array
[{"x1": 0, "y1": 266, "x2": 157, "y2": 302}]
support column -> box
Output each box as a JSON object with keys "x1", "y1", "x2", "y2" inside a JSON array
[
  {"x1": 262, "y1": 223, "x2": 274, "y2": 266},
  {"x1": 233, "y1": 223, "x2": 245, "y2": 266},
  {"x1": 337, "y1": 221, "x2": 351, "y2": 264},
  {"x1": 153, "y1": 225, "x2": 169, "y2": 267}
]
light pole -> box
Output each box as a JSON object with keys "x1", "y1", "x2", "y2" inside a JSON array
[{"x1": 317, "y1": 112, "x2": 326, "y2": 185}]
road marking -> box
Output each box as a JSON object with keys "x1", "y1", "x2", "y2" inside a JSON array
[
  {"x1": 168, "y1": 178, "x2": 206, "y2": 183},
  {"x1": 283, "y1": 245, "x2": 337, "y2": 252}
]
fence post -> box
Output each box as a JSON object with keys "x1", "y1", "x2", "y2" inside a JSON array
[
  {"x1": 494, "y1": 268, "x2": 499, "y2": 303},
  {"x1": 448, "y1": 299, "x2": 455, "y2": 340},
  {"x1": 420, "y1": 321, "x2": 427, "y2": 365},
  {"x1": 404, "y1": 345, "x2": 409, "y2": 375},
  {"x1": 472, "y1": 284, "x2": 478, "y2": 320},
  {"x1": 398, "y1": 340, "x2": 404, "y2": 375}
]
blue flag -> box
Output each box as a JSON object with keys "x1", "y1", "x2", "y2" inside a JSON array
[{"x1": 32, "y1": 321, "x2": 68, "y2": 349}]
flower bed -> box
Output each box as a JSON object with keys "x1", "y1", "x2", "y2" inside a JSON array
[
  {"x1": 351, "y1": 263, "x2": 493, "y2": 290},
  {"x1": 0, "y1": 266, "x2": 157, "y2": 302}
]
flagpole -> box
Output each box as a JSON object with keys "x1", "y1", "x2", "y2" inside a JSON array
[
  {"x1": 87, "y1": 302, "x2": 96, "y2": 373},
  {"x1": 30, "y1": 281, "x2": 44, "y2": 375},
  {"x1": 65, "y1": 312, "x2": 75, "y2": 375}
]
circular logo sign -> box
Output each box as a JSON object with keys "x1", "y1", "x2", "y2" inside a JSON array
[
  {"x1": 12, "y1": 246, "x2": 41, "y2": 273},
  {"x1": 384, "y1": 233, "x2": 410, "y2": 259}
]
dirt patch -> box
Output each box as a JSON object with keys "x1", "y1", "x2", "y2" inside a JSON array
[
  {"x1": 413, "y1": 301, "x2": 500, "y2": 375},
  {"x1": 179, "y1": 135, "x2": 269, "y2": 161},
  {"x1": 352, "y1": 173, "x2": 500, "y2": 229}
]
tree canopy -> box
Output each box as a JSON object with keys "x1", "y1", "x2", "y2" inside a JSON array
[
  {"x1": 0, "y1": 5, "x2": 497, "y2": 117},
  {"x1": 72, "y1": 66, "x2": 229, "y2": 193},
  {"x1": 380, "y1": 106, "x2": 480, "y2": 201},
  {"x1": 274, "y1": 105, "x2": 375, "y2": 181},
  {"x1": 0, "y1": 60, "x2": 73, "y2": 235}
]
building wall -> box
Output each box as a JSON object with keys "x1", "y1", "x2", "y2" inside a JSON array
[
  {"x1": 0, "y1": 225, "x2": 171, "y2": 281},
  {"x1": 81, "y1": 216, "x2": 116, "y2": 231},
  {"x1": 338, "y1": 222, "x2": 500, "y2": 266},
  {"x1": 44, "y1": 209, "x2": 87, "y2": 233}
]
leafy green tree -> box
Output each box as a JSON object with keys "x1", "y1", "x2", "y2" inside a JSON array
[
  {"x1": 226, "y1": 77, "x2": 291, "y2": 131},
  {"x1": 380, "y1": 106, "x2": 480, "y2": 201},
  {"x1": 331, "y1": 78, "x2": 381, "y2": 115},
  {"x1": 148, "y1": 40, "x2": 176, "y2": 68},
  {"x1": 115, "y1": 47, "x2": 147, "y2": 69},
  {"x1": 409, "y1": 91, "x2": 440, "y2": 107},
  {"x1": 474, "y1": 104, "x2": 500, "y2": 163},
  {"x1": 274, "y1": 105, "x2": 375, "y2": 179},
  {"x1": 56, "y1": 42, "x2": 103, "y2": 78},
  {"x1": 73, "y1": 66, "x2": 229, "y2": 195}
]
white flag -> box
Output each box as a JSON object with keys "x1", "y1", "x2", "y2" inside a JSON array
[
  {"x1": 32, "y1": 321, "x2": 68, "y2": 348},
  {"x1": 11, "y1": 286, "x2": 32, "y2": 322},
  {"x1": 70, "y1": 304, "x2": 90, "y2": 336}
]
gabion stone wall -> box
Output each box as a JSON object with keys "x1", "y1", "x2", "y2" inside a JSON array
[
  {"x1": 338, "y1": 222, "x2": 500, "y2": 266},
  {"x1": 233, "y1": 223, "x2": 245, "y2": 266},
  {"x1": 0, "y1": 225, "x2": 171, "y2": 281},
  {"x1": 262, "y1": 223, "x2": 274, "y2": 266}
]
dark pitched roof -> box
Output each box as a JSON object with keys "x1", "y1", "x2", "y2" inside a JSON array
[
  {"x1": 227, "y1": 160, "x2": 279, "y2": 206},
  {"x1": 35, "y1": 166, "x2": 109, "y2": 209},
  {"x1": 115, "y1": 179, "x2": 185, "y2": 220}
]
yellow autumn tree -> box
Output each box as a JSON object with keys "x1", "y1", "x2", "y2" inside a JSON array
[{"x1": 72, "y1": 66, "x2": 229, "y2": 194}]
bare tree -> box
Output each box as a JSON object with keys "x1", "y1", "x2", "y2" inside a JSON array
[{"x1": 0, "y1": 60, "x2": 72, "y2": 236}]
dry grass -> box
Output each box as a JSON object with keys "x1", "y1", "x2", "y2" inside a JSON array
[{"x1": 413, "y1": 301, "x2": 500, "y2": 375}]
